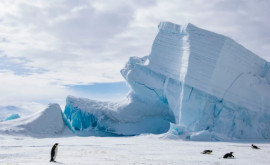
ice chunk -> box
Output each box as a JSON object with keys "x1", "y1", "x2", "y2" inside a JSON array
[
  {"x1": 4, "y1": 114, "x2": 20, "y2": 121},
  {"x1": 161, "y1": 123, "x2": 191, "y2": 140},
  {"x1": 0, "y1": 105, "x2": 32, "y2": 121}
]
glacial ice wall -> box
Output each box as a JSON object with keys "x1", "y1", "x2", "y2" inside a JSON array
[{"x1": 65, "y1": 22, "x2": 270, "y2": 139}]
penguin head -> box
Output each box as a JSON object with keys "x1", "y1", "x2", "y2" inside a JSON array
[
  {"x1": 230, "y1": 152, "x2": 233, "y2": 154},
  {"x1": 55, "y1": 143, "x2": 59, "y2": 146}
]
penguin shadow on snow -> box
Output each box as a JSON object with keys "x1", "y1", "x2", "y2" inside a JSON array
[{"x1": 50, "y1": 162, "x2": 64, "y2": 164}]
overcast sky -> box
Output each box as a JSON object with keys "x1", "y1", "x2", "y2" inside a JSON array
[{"x1": 0, "y1": 0, "x2": 269, "y2": 110}]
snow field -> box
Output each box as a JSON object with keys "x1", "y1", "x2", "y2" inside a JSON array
[{"x1": 0, "y1": 135, "x2": 269, "y2": 165}]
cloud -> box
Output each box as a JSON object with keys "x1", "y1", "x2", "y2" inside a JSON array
[
  {"x1": 0, "y1": 0, "x2": 138, "y2": 83},
  {"x1": 0, "y1": 70, "x2": 71, "y2": 104},
  {"x1": 0, "y1": 0, "x2": 269, "y2": 107},
  {"x1": 0, "y1": 55, "x2": 47, "y2": 75}
]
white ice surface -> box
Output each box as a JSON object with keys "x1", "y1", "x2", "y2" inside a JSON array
[
  {"x1": 0, "y1": 104, "x2": 72, "y2": 137},
  {"x1": 0, "y1": 135, "x2": 269, "y2": 165}
]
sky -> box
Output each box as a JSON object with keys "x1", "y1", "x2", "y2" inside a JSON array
[{"x1": 0, "y1": 0, "x2": 269, "y2": 112}]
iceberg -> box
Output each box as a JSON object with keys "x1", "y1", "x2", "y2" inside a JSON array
[
  {"x1": 0, "y1": 104, "x2": 73, "y2": 137},
  {"x1": 0, "y1": 105, "x2": 32, "y2": 121},
  {"x1": 4, "y1": 114, "x2": 20, "y2": 121},
  {"x1": 64, "y1": 22, "x2": 270, "y2": 140}
]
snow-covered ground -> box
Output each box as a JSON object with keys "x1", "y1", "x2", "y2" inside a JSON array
[{"x1": 0, "y1": 134, "x2": 269, "y2": 165}]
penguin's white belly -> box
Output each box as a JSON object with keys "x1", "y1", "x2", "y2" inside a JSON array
[{"x1": 53, "y1": 146, "x2": 58, "y2": 160}]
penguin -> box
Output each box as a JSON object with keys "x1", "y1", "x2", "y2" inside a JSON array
[
  {"x1": 50, "y1": 143, "x2": 59, "y2": 162},
  {"x1": 251, "y1": 144, "x2": 260, "y2": 149},
  {"x1": 223, "y1": 152, "x2": 234, "y2": 159},
  {"x1": 201, "y1": 150, "x2": 212, "y2": 154}
]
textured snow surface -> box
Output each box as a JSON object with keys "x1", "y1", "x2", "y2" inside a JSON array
[
  {"x1": 0, "y1": 135, "x2": 269, "y2": 165},
  {"x1": 64, "y1": 22, "x2": 270, "y2": 140},
  {"x1": 0, "y1": 104, "x2": 72, "y2": 137}
]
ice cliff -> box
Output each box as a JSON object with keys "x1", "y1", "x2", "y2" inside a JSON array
[{"x1": 65, "y1": 22, "x2": 270, "y2": 140}]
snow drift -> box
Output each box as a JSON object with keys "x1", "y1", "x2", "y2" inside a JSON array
[
  {"x1": 64, "y1": 22, "x2": 270, "y2": 140},
  {"x1": 0, "y1": 104, "x2": 71, "y2": 136}
]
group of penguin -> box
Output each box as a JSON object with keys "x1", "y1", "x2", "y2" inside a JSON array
[
  {"x1": 201, "y1": 144, "x2": 260, "y2": 159},
  {"x1": 49, "y1": 143, "x2": 260, "y2": 162}
]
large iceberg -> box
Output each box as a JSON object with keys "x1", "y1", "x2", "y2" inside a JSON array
[{"x1": 64, "y1": 22, "x2": 270, "y2": 140}]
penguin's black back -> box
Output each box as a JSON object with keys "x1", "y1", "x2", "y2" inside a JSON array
[
  {"x1": 201, "y1": 150, "x2": 212, "y2": 154},
  {"x1": 223, "y1": 152, "x2": 234, "y2": 159},
  {"x1": 50, "y1": 144, "x2": 57, "y2": 162},
  {"x1": 252, "y1": 144, "x2": 260, "y2": 149}
]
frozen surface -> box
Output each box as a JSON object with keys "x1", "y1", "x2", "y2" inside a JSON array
[
  {"x1": 0, "y1": 104, "x2": 72, "y2": 137},
  {"x1": 0, "y1": 135, "x2": 270, "y2": 165},
  {"x1": 65, "y1": 22, "x2": 270, "y2": 140}
]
